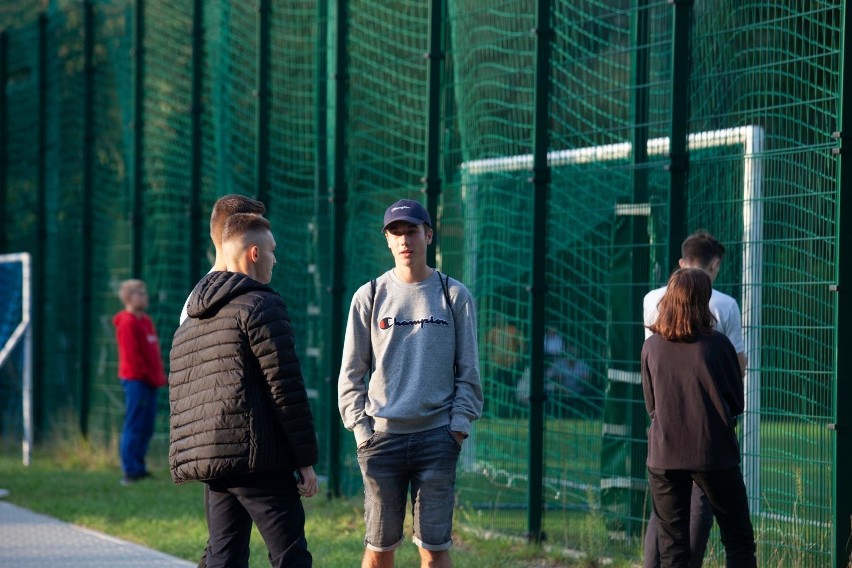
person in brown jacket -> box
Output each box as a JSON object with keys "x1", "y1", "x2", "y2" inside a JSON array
[{"x1": 641, "y1": 268, "x2": 756, "y2": 568}]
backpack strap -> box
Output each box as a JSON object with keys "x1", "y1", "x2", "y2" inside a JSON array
[
  {"x1": 370, "y1": 278, "x2": 377, "y2": 321},
  {"x1": 437, "y1": 270, "x2": 452, "y2": 313}
]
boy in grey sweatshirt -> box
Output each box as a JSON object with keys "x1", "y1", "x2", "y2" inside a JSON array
[{"x1": 338, "y1": 199, "x2": 483, "y2": 568}]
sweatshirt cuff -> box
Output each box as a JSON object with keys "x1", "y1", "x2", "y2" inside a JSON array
[
  {"x1": 450, "y1": 416, "x2": 472, "y2": 438},
  {"x1": 353, "y1": 422, "x2": 374, "y2": 447}
]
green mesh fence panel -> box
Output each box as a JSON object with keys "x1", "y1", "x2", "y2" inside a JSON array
[
  {"x1": 336, "y1": 0, "x2": 431, "y2": 492},
  {"x1": 448, "y1": 0, "x2": 535, "y2": 540},
  {"x1": 1, "y1": 21, "x2": 39, "y2": 266},
  {"x1": 217, "y1": 2, "x2": 257, "y2": 198},
  {"x1": 265, "y1": 0, "x2": 323, "y2": 484},
  {"x1": 686, "y1": 2, "x2": 840, "y2": 565},
  {"x1": 41, "y1": 7, "x2": 86, "y2": 432},
  {"x1": 548, "y1": 0, "x2": 671, "y2": 547},
  {"x1": 86, "y1": 1, "x2": 135, "y2": 441},
  {"x1": 143, "y1": 0, "x2": 193, "y2": 332}
]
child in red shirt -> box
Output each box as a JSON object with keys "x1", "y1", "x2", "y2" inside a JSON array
[{"x1": 113, "y1": 279, "x2": 166, "y2": 485}]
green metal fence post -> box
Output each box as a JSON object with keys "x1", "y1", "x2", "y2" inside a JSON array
[
  {"x1": 131, "y1": 0, "x2": 144, "y2": 279},
  {"x1": 327, "y1": 0, "x2": 349, "y2": 499},
  {"x1": 424, "y1": 0, "x2": 445, "y2": 267},
  {"x1": 528, "y1": 0, "x2": 552, "y2": 544},
  {"x1": 35, "y1": 13, "x2": 48, "y2": 444},
  {"x1": 256, "y1": 0, "x2": 271, "y2": 206},
  {"x1": 315, "y1": 0, "x2": 339, "y2": 499},
  {"x1": 666, "y1": 0, "x2": 692, "y2": 270},
  {"x1": 832, "y1": 5, "x2": 852, "y2": 565},
  {"x1": 0, "y1": 31, "x2": 6, "y2": 252},
  {"x1": 632, "y1": 1, "x2": 649, "y2": 206},
  {"x1": 189, "y1": 0, "x2": 203, "y2": 284},
  {"x1": 80, "y1": 0, "x2": 95, "y2": 436},
  {"x1": 628, "y1": 0, "x2": 651, "y2": 536},
  {"x1": 599, "y1": 0, "x2": 654, "y2": 542}
]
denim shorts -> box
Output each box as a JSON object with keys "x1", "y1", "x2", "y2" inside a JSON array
[{"x1": 356, "y1": 425, "x2": 462, "y2": 552}]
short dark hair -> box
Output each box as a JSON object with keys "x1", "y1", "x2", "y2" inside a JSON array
[
  {"x1": 210, "y1": 195, "x2": 266, "y2": 248},
  {"x1": 648, "y1": 268, "x2": 716, "y2": 341},
  {"x1": 681, "y1": 230, "x2": 725, "y2": 269},
  {"x1": 221, "y1": 213, "x2": 271, "y2": 244}
]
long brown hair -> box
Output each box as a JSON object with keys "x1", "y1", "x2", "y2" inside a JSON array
[{"x1": 648, "y1": 268, "x2": 716, "y2": 341}]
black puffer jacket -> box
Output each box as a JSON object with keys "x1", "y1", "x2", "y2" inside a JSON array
[{"x1": 168, "y1": 271, "x2": 318, "y2": 484}]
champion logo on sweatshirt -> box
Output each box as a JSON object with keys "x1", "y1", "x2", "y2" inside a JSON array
[{"x1": 379, "y1": 315, "x2": 450, "y2": 330}]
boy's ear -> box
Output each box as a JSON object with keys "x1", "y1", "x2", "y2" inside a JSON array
[
  {"x1": 709, "y1": 256, "x2": 721, "y2": 272},
  {"x1": 249, "y1": 245, "x2": 259, "y2": 263}
]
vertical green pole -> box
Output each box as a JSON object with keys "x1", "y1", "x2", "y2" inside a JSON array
[
  {"x1": 35, "y1": 13, "x2": 48, "y2": 443},
  {"x1": 667, "y1": 0, "x2": 692, "y2": 270},
  {"x1": 528, "y1": 0, "x2": 552, "y2": 544},
  {"x1": 832, "y1": 5, "x2": 852, "y2": 565},
  {"x1": 629, "y1": 0, "x2": 651, "y2": 536},
  {"x1": 315, "y1": 0, "x2": 339, "y2": 498},
  {"x1": 189, "y1": 0, "x2": 203, "y2": 285},
  {"x1": 256, "y1": 0, "x2": 271, "y2": 206},
  {"x1": 131, "y1": 0, "x2": 144, "y2": 278},
  {"x1": 632, "y1": 1, "x2": 649, "y2": 206},
  {"x1": 424, "y1": 0, "x2": 444, "y2": 267},
  {"x1": 80, "y1": 0, "x2": 95, "y2": 436},
  {"x1": 328, "y1": 0, "x2": 349, "y2": 499},
  {"x1": 0, "y1": 32, "x2": 7, "y2": 252}
]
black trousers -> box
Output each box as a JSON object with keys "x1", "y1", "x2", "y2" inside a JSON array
[
  {"x1": 203, "y1": 471, "x2": 311, "y2": 568},
  {"x1": 644, "y1": 483, "x2": 714, "y2": 568},
  {"x1": 647, "y1": 466, "x2": 756, "y2": 568}
]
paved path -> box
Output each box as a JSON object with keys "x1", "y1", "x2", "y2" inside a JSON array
[{"x1": 0, "y1": 500, "x2": 195, "y2": 568}]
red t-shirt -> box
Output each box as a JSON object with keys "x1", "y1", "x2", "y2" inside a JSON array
[{"x1": 113, "y1": 310, "x2": 167, "y2": 388}]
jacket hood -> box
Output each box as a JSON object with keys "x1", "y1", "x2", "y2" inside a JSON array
[{"x1": 186, "y1": 271, "x2": 274, "y2": 319}]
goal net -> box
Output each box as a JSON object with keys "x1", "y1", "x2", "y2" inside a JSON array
[
  {"x1": 460, "y1": 126, "x2": 764, "y2": 520},
  {"x1": 0, "y1": 253, "x2": 33, "y2": 466}
]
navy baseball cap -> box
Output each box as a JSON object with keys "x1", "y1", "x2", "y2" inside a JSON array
[{"x1": 382, "y1": 199, "x2": 432, "y2": 231}]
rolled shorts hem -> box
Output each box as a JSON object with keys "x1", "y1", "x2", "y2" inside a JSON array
[
  {"x1": 364, "y1": 536, "x2": 404, "y2": 552},
  {"x1": 413, "y1": 535, "x2": 453, "y2": 552}
]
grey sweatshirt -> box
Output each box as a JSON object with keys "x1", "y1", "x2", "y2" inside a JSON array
[{"x1": 338, "y1": 269, "x2": 483, "y2": 446}]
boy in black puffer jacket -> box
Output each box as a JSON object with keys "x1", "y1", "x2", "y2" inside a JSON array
[{"x1": 169, "y1": 213, "x2": 318, "y2": 568}]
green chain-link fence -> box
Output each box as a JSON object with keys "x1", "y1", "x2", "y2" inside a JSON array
[{"x1": 1, "y1": 1, "x2": 849, "y2": 565}]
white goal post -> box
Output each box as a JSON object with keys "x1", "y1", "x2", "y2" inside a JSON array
[
  {"x1": 0, "y1": 252, "x2": 33, "y2": 466},
  {"x1": 460, "y1": 126, "x2": 764, "y2": 514}
]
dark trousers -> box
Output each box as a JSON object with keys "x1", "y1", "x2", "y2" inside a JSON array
[
  {"x1": 644, "y1": 484, "x2": 714, "y2": 568},
  {"x1": 647, "y1": 466, "x2": 756, "y2": 568},
  {"x1": 204, "y1": 471, "x2": 311, "y2": 568},
  {"x1": 120, "y1": 379, "x2": 157, "y2": 477}
]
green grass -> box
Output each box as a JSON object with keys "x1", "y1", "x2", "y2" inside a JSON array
[
  {"x1": 0, "y1": 415, "x2": 832, "y2": 566},
  {"x1": 0, "y1": 445, "x2": 616, "y2": 567}
]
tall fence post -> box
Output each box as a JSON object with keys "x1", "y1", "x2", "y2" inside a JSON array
[
  {"x1": 632, "y1": 0, "x2": 650, "y2": 213},
  {"x1": 80, "y1": 0, "x2": 95, "y2": 436},
  {"x1": 627, "y1": 0, "x2": 651, "y2": 537},
  {"x1": 832, "y1": 5, "x2": 852, "y2": 565},
  {"x1": 666, "y1": 0, "x2": 692, "y2": 269},
  {"x1": 528, "y1": 0, "x2": 552, "y2": 544},
  {"x1": 314, "y1": 0, "x2": 338, "y2": 498},
  {"x1": 256, "y1": 0, "x2": 271, "y2": 206},
  {"x1": 423, "y1": 0, "x2": 444, "y2": 267},
  {"x1": 327, "y1": 0, "x2": 349, "y2": 499},
  {"x1": 131, "y1": 0, "x2": 144, "y2": 278},
  {"x1": 35, "y1": 13, "x2": 48, "y2": 444},
  {"x1": 0, "y1": 31, "x2": 7, "y2": 252},
  {"x1": 189, "y1": 0, "x2": 203, "y2": 284}
]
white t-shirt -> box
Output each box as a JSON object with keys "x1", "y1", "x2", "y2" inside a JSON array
[{"x1": 643, "y1": 285, "x2": 745, "y2": 354}]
